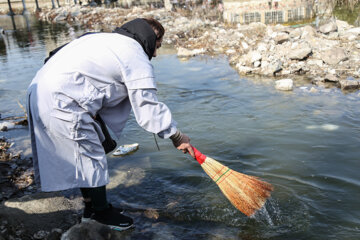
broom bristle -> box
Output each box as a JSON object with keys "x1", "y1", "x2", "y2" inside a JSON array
[{"x1": 201, "y1": 156, "x2": 273, "y2": 216}]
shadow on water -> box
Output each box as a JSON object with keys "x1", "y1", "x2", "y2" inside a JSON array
[{"x1": 0, "y1": 35, "x2": 6, "y2": 56}]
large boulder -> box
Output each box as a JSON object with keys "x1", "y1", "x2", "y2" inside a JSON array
[
  {"x1": 321, "y1": 48, "x2": 348, "y2": 65},
  {"x1": 339, "y1": 80, "x2": 359, "y2": 90},
  {"x1": 288, "y1": 43, "x2": 312, "y2": 60}
]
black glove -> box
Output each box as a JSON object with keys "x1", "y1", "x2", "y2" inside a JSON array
[{"x1": 170, "y1": 130, "x2": 190, "y2": 148}]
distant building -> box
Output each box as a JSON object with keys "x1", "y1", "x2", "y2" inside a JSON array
[{"x1": 222, "y1": 0, "x2": 331, "y2": 24}]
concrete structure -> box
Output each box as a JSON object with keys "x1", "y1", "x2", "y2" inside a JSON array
[
  {"x1": 0, "y1": 0, "x2": 162, "y2": 13},
  {"x1": 0, "y1": 0, "x2": 72, "y2": 13},
  {"x1": 222, "y1": 0, "x2": 332, "y2": 24}
]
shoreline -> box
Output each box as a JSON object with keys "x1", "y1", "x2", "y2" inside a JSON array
[{"x1": 31, "y1": 5, "x2": 360, "y2": 92}]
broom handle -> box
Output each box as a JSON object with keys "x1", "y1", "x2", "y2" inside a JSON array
[{"x1": 190, "y1": 145, "x2": 207, "y2": 165}]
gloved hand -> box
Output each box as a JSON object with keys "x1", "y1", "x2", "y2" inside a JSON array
[
  {"x1": 170, "y1": 130, "x2": 195, "y2": 158},
  {"x1": 170, "y1": 130, "x2": 189, "y2": 147}
]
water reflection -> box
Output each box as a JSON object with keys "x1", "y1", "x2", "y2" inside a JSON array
[
  {"x1": 0, "y1": 14, "x2": 85, "y2": 62},
  {"x1": 0, "y1": 31, "x2": 6, "y2": 56}
]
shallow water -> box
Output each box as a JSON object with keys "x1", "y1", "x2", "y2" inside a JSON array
[{"x1": 1, "y1": 15, "x2": 360, "y2": 239}]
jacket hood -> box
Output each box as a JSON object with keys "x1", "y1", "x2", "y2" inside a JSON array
[{"x1": 113, "y1": 18, "x2": 157, "y2": 60}]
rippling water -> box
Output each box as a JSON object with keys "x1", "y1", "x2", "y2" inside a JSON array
[{"x1": 1, "y1": 14, "x2": 360, "y2": 239}]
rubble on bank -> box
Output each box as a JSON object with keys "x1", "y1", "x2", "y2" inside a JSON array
[
  {"x1": 35, "y1": 5, "x2": 360, "y2": 91},
  {"x1": 0, "y1": 137, "x2": 34, "y2": 202}
]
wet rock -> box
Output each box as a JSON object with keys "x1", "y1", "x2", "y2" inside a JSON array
[
  {"x1": 339, "y1": 79, "x2": 359, "y2": 90},
  {"x1": 319, "y1": 21, "x2": 338, "y2": 34},
  {"x1": 275, "y1": 79, "x2": 293, "y2": 91},
  {"x1": 321, "y1": 48, "x2": 348, "y2": 65},
  {"x1": 47, "y1": 228, "x2": 63, "y2": 240},
  {"x1": 61, "y1": 220, "x2": 115, "y2": 240},
  {"x1": 34, "y1": 230, "x2": 49, "y2": 239},
  {"x1": 324, "y1": 74, "x2": 339, "y2": 82}
]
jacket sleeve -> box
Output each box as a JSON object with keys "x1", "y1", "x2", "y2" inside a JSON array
[{"x1": 127, "y1": 88, "x2": 177, "y2": 139}]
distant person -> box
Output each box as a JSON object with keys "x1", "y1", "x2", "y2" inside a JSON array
[{"x1": 27, "y1": 18, "x2": 195, "y2": 231}]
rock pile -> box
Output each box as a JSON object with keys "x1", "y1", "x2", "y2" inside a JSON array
[{"x1": 35, "y1": 5, "x2": 360, "y2": 91}]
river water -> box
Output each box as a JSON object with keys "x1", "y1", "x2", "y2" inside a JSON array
[{"x1": 1, "y1": 14, "x2": 360, "y2": 240}]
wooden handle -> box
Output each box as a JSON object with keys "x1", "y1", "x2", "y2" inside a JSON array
[{"x1": 190, "y1": 145, "x2": 206, "y2": 165}]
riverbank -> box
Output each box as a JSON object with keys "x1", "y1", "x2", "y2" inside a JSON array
[
  {"x1": 33, "y1": 5, "x2": 360, "y2": 91},
  {"x1": 0, "y1": 136, "x2": 115, "y2": 240}
]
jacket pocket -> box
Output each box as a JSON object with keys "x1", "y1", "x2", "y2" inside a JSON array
[{"x1": 48, "y1": 109, "x2": 76, "y2": 139}]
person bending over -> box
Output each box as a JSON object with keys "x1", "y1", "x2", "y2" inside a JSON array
[{"x1": 27, "y1": 18, "x2": 195, "y2": 231}]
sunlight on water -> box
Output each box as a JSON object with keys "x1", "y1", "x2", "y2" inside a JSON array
[{"x1": 306, "y1": 124, "x2": 340, "y2": 131}]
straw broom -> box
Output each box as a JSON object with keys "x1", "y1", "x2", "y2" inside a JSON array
[{"x1": 191, "y1": 146, "x2": 273, "y2": 216}]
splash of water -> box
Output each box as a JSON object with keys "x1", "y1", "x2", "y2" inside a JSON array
[{"x1": 250, "y1": 197, "x2": 282, "y2": 226}]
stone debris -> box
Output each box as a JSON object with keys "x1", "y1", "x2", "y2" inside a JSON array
[
  {"x1": 34, "y1": 5, "x2": 360, "y2": 91},
  {"x1": 275, "y1": 79, "x2": 294, "y2": 91}
]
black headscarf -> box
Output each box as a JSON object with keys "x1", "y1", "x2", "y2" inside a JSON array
[{"x1": 113, "y1": 18, "x2": 157, "y2": 60}]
